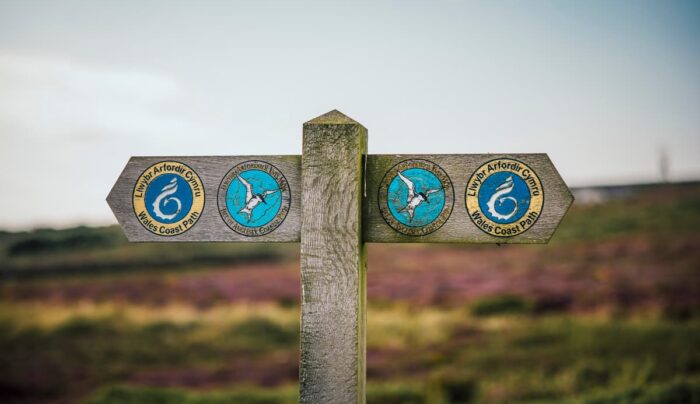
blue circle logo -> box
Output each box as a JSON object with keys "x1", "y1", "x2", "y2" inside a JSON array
[
  {"x1": 388, "y1": 168, "x2": 445, "y2": 227},
  {"x1": 226, "y1": 169, "x2": 282, "y2": 227},
  {"x1": 477, "y1": 172, "x2": 531, "y2": 224},
  {"x1": 145, "y1": 174, "x2": 193, "y2": 224},
  {"x1": 218, "y1": 161, "x2": 291, "y2": 237},
  {"x1": 466, "y1": 158, "x2": 544, "y2": 237},
  {"x1": 379, "y1": 160, "x2": 454, "y2": 236},
  {"x1": 133, "y1": 161, "x2": 205, "y2": 237}
]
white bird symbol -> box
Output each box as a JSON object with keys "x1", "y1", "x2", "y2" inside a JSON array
[
  {"x1": 237, "y1": 175, "x2": 279, "y2": 222},
  {"x1": 396, "y1": 171, "x2": 442, "y2": 221}
]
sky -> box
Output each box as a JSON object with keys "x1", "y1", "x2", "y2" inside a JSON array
[{"x1": 0, "y1": 0, "x2": 698, "y2": 230}]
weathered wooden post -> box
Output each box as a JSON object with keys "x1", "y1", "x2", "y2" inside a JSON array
[
  {"x1": 300, "y1": 111, "x2": 368, "y2": 403},
  {"x1": 107, "y1": 109, "x2": 573, "y2": 404}
]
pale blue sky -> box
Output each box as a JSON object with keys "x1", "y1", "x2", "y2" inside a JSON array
[{"x1": 0, "y1": 0, "x2": 698, "y2": 229}]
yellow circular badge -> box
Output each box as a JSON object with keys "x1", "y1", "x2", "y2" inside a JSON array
[
  {"x1": 466, "y1": 158, "x2": 543, "y2": 237},
  {"x1": 132, "y1": 161, "x2": 205, "y2": 236}
]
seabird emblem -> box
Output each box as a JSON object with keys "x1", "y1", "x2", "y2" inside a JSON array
[
  {"x1": 486, "y1": 175, "x2": 518, "y2": 221},
  {"x1": 397, "y1": 171, "x2": 442, "y2": 221},
  {"x1": 237, "y1": 174, "x2": 279, "y2": 222},
  {"x1": 378, "y1": 159, "x2": 454, "y2": 236},
  {"x1": 152, "y1": 177, "x2": 182, "y2": 221}
]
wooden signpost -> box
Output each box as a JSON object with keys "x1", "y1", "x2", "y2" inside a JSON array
[{"x1": 107, "y1": 110, "x2": 573, "y2": 403}]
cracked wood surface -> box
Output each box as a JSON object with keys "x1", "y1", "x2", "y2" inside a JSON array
[
  {"x1": 299, "y1": 110, "x2": 367, "y2": 404},
  {"x1": 108, "y1": 154, "x2": 571, "y2": 244}
]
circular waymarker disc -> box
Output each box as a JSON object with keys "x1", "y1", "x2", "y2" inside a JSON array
[
  {"x1": 379, "y1": 159, "x2": 454, "y2": 236},
  {"x1": 465, "y1": 158, "x2": 544, "y2": 238},
  {"x1": 217, "y1": 160, "x2": 291, "y2": 237},
  {"x1": 132, "y1": 161, "x2": 205, "y2": 236}
]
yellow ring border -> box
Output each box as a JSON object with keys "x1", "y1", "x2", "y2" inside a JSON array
[
  {"x1": 132, "y1": 161, "x2": 205, "y2": 236},
  {"x1": 465, "y1": 158, "x2": 544, "y2": 237}
]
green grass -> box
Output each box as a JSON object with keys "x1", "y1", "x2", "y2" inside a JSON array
[
  {"x1": 0, "y1": 302, "x2": 698, "y2": 403},
  {"x1": 82, "y1": 377, "x2": 700, "y2": 404},
  {"x1": 85, "y1": 385, "x2": 299, "y2": 404},
  {"x1": 1, "y1": 183, "x2": 699, "y2": 402},
  {"x1": 470, "y1": 294, "x2": 533, "y2": 317},
  {"x1": 551, "y1": 185, "x2": 700, "y2": 244},
  {"x1": 0, "y1": 225, "x2": 297, "y2": 277},
  {"x1": 575, "y1": 377, "x2": 700, "y2": 403},
  {"x1": 2, "y1": 184, "x2": 699, "y2": 277}
]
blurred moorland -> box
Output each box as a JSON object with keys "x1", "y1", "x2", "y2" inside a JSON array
[{"x1": 1, "y1": 183, "x2": 699, "y2": 403}]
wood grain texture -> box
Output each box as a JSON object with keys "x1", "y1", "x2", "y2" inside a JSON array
[
  {"x1": 106, "y1": 156, "x2": 301, "y2": 242},
  {"x1": 363, "y1": 154, "x2": 574, "y2": 243},
  {"x1": 299, "y1": 110, "x2": 367, "y2": 404},
  {"x1": 107, "y1": 154, "x2": 572, "y2": 244}
]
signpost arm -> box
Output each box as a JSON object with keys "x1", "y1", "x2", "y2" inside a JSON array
[{"x1": 300, "y1": 110, "x2": 368, "y2": 404}]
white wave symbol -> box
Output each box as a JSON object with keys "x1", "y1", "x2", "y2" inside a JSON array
[
  {"x1": 486, "y1": 176, "x2": 518, "y2": 221},
  {"x1": 152, "y1": 177, "x2": 182, "y2": 220}
]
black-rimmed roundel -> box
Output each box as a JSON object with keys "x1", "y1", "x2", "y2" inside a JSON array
[
  {"x1": 378, "y1": 159, "x2": 454, "y2": 236},
  {"x1": 217, "y1": 160, "x2": 291, "y2": 237}
]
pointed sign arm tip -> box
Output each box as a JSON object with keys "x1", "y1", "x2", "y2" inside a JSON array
[{"x1": 107, "y1": 153, "x2": 571, "y2": 244}]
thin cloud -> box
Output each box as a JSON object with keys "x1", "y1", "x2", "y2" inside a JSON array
[
  {"x1": 0, "y1": 52, "x2": 203, "y2": 229},
  {"x1": 0, "y1": 52, "x2": 184, "y2": 141}
]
